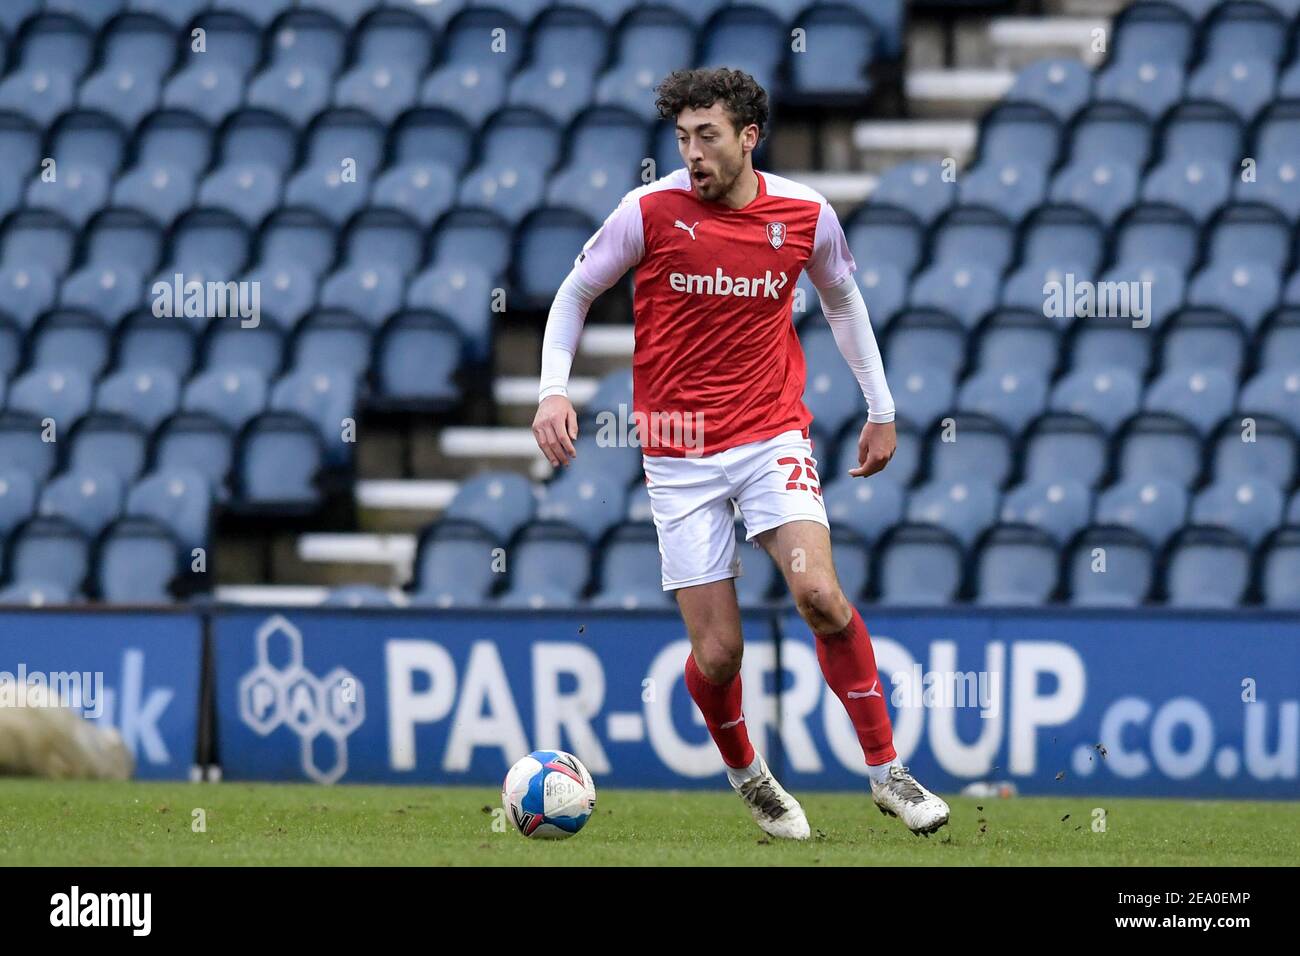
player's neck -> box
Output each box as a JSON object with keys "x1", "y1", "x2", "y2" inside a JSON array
[{"x1": 716, "y1": 166, "x2": 760, "y2": 211}]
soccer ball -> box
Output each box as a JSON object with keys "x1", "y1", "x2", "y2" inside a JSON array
[{"x1": 501, "y1": 750, "x2": 597, "y2": 839}]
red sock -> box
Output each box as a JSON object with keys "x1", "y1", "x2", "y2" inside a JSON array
[
  {"x1": 684, "y1": 654, "x2": 755, "y2": 770},
  {"x1": 816, "y1": 607, "x2": 897, "y2": 766}
]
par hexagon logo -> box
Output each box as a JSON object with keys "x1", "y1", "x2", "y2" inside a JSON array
[{"x1": 238, "y1": 614, "x2": 365, "y2": 784}]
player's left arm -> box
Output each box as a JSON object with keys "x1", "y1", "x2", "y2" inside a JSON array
[{"x1": 806, "y1": 201, "x2": 896, "y2": 478}]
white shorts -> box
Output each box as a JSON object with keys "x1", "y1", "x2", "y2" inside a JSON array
[{"x1": 642, "y1": 428, "x2": 830, "y2": 590}]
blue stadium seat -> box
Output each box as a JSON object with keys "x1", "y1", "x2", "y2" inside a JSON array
[
  {"x1": 1260, "y1": 309, "x2": 1300, "y2": 369},
  {"x1": 515, "y1": 208, "x2": 599, "y2": 309},
  {"x1": 59, "y1": 264, "x2": 145, "y2": 326},
  {"x1": 8, "y1": 365, "x2": 93, "y2": 429},
  {"x1": 202, "y1": 317, "x2": 287, "y2": 379},
  {"x1": 1098, "y1": 262, "x2": 1186, "y2": 329},
  {"x1": 906, "y1": 477, "x2": 1000, "y2": 548},
  {"x1": 498, "y1": 523, "x2": 592, "y2": 609},
  {"x1": 1187, "y1": 56, "x2": 1277, "y2": 124},
  {"x1": 47, "y1": 0, "x2": 127, "y2": 31},
  {"x1": 1143, "y1": 367, "x2": 1238, "y2": 436},
  {"x1": 1068, "y1": 102, "x2": 1154, "y2": 172},
  {"x1": 829, "y1": 527, "x2": 871, "y2": 601},
  {"x1": 185, "y1": 12, "x2": 262, "y2": 79},
  {"x1": 787, "y1": 5, "x2": 876, "y2": 99},
  {"x1": 887, "y1": 310, "x2": 967, "y2": 381},
  {"x1": 374, "y1": 311, "x2": 463, "y2": 408},
  {"x1": 126, "y1": 468, "x2": 212, "y2": 555},
  {"x1": 445, "y1": 471, "x2": 535, "y2": 544},
  {"x1": 1095, "y1": 478, "x2": 1189, "y2": 547},
  {"x1": 961, "y1": 164, "x2": 1050, "y2": 226},
  {"x1": 872, "y1": 161, "x2": 957, "y2": 228},
  {"x1": 1237, "y1": 157, "x2": 1300, "y2": 220},
  {"x1": 1094, "y1": 58, "x2": 1185, "y2": 120},
  {"x1": 128, "y1": 0, "x2": 208, "y2": 32},
  {"x1": 1161, "y1": 101, "x2": 1245, "y2": 167},
  {"x1": 436, "y1": 9, "x2": 525, "y2": 79},
  {"x1": 319, "y1": 263, "x2": 406, "y2": 326},
  {"x1": 929, "y1": 207, "x2": 1016, "y2": 275},
  {"x1": 1067, "y1": 526, "x2": 1155, "y2": 607},
  {"x1": 579, "y1": 369, "x2": 634, "y2": 427},
  {"x1": 847, "y1": 206, "x2": 925, "y2": 278},
  {"x1": 5, "y1": 515, "x2": 91, "y2": 598},
  {"x1": 430, "y1": 209, "x2": 512, "y2": 278},
  {"x1": 371, "y1": 164, "x2": 457, "y2": 230},
  {"x1": 0, "y1": 263, "x2": 56, "y2": 330},
  {"x1": 1023, "y1": 414, "x2": 1109, "y2": 487},
  {"x1": 1206, "y1": 205, "x2": 1291, "y2": 273},
  {"x1": 28, "y1": 310, "x2": 112, "y2": 378},
  {"x1": 163, "y1": 61, "x2": 245, "y2": 126},
  {"x1": 197, "y1": 164, "x2": 283, "y2": 228},
  {"x1": 246, "y1": 63, "x2": 333, "y2": 127},
  {"x1": 1202, "y1": 1, "x2": 1289, "y2": 64},
  {"x1": 25, "y1": 165, "x2": 109, "y2": 230},
  {"x1": 878, "y1": 525, "x2": 965, "y2": 605},
  {"x1": 975, "y1": 525, "x2": 1060, "y2": 606},
  {"x1": 66, "y1": 414, "x2": 150, "y2": 482},
  {"x1": 699, "y1": 7, "x2": 785, "y2": 93},
  {"x1": 0, "y1": 413, "x2": 57, "y2": 483},
  {"x1": 927, "y1": 415, "x2": 1014, "y2": 487},
  {"x1": 1158, "y1": 309, "x2": 1247, "y2": 379},
  {"x1": 536, "y1": 467, "x2": 627, "y2": 544},
  {"x1": 1050, "y1": 160, "x2": 1140, "y2": 226},
  {"x1": 181, "y1": 368, "x2": 267, "y2": 435},
  {"x1": 266, "y1": 9, "x2": 348, "y2": 73},
  {"x1": 1069, "y1": 318, "x2": 1154, "y2": 379},
  {"x1": 977, "y1": 103, "x2": 1061, "y2": 170},
  {"x1": 974, "y1": 310, "x2": 1060, "y2": 374},
  {"x1": 887, "y1": 360, "x2": 957, "y2": 432},
  {"x1": 165, "y1": 209, "x2": 251, "y2": 279},
  {"x1": 909, "y1": 262, "x2": 1000, "y2": 329},
  {"x1": 1116, "y1": 416, "x2": 1204, "y2": 486},
  {"x1": 957, "y1": 368, "x2": 1049, "y2": 435},
  {"x1": 270, "y1": 367, "x2": 357, "y2": 468},
  {"x1": 421, "y1": 65, "x2": 508, "y2": 129},
  {"x1": 595, "y1": 8, "x2": 696, "y2": 118},
  {"x1": 112, "y1": 163, "x2": 197, "y2": 227},
  {"x1": 1210, "y1": 417, "x2": 1297, "y2": 490},
  {"x1": 212, "y1": 0, "x2": 295, "y2": 29},
  {"x1": 507, "y1": 9, "x2": 607, "y2": 124},
  {"x1": 405, "y1": 262, "x2": 493, "y2": 359},
  {"x1": 291, "y1": 310, "x2": 372, "y2": 380},
  {"x1": 236, "y1": 265, "x2": 314, "y2": 332},
  {"x1": 1191, "y1": 478, "x2": 1285, "y2": 548},
  {"x1": 410, "y1": 519, "x2": 499, "y2": 608},
  {"x1": 115, "y1": 312, "x2": 197, "y2": 380},
  {"x1": 236, "y1": 411, "x2": 325, "y2": 511},
  {"x1": 37, "y1": 468, "x2": 123, "y2": 538},
  {"x1": 1000, "y1": 479, "x2": 1092, "y2": 544},
  {"x1": 1006, "y1": 59, "x2": 1092, "y2": 122},
  {"x1": 257, "y1": 209, "x2": 338, "y2": 279},
  {"x1": 219, "y1": 109, "x2": 298, "y2": 177},
  {"x1": 1164, "y1": 527, "x2": 1252, "y2": 608},
  {"x1": 821, "y1": 473, "x2": 905, "y2": 543},
  {"x1": 336, "y1": 62, "x2": 421, "y2": 126},
  {"x1": 1021, "y1": 205, "x2": 1106, "y2": 274},
  {"x1": 1255, "y1": 102, "x2": 1300, "y2": 164},
  {"x1": 592, "y1": 522, "x2": 673, "y2": 609},
  {"x1": 1142, "y1": 157, "x2": 1234, "y2": 223},
  {"x1": 3, "y1": 210, "x2": 78, "y2": 277},
  {"x1": 298, "y1": 0, "x2": 373, "y2": 30}
]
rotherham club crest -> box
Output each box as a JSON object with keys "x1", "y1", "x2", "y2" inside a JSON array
[{"x1": 766, "y1": 221, "x2": 786, "y2": 249}]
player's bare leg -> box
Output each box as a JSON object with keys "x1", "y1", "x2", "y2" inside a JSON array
[
  {"x1": 757, "y1": 519, "x2": 950, "y2": 835},
  {"x1": 676, "y1": 578, "x2": 810, "y2": 840}
]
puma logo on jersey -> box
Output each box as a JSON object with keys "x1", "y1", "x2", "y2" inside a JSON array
[
  {"x1": 674, "y1": 219, "x2": 699, "y2": 240},
  {"x1": 669, "y1": 267, "x2": 790, "y2": 299},
  {"x1": 846, "y1": 681, "x2": 881, "y2": 700}
]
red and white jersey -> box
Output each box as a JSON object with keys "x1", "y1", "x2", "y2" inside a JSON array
[{"x1": 572, "y1": 167, "x2": 857, "y2": 458}]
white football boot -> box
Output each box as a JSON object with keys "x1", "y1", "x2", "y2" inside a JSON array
[
  {"x1": 871, "y1": 764, "x2": 950, "y2": 836},
  {"x1": 733, "y1": 754, "x2": 811, "y2": 840}
]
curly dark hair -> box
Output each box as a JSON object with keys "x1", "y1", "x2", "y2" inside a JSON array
[{"x1": 654, "y1": 68, "x2": 769, "y2": 143}]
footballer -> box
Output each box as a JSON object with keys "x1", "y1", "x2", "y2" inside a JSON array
[{"x1": 532, "y1": 68, "x2": 950, "y2": 839}]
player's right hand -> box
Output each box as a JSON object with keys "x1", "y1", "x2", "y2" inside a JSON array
[{"x1": 533, "y1": 395, "x2": 578, "y2": 467}]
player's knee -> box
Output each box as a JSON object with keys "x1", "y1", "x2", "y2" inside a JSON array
[
  {"x1": 692, "y1": 638, "x2": 743, "y2": 683},
  {"x1": 794, "y1": 579, "x2": 848, "y2": 633}
]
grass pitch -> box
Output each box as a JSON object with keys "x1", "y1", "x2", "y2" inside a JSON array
[{"x1": 0, "y1": 779, "x2": 1295, "y2": 866}]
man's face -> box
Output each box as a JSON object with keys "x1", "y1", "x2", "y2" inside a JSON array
[{"x1": 676, "y1": 102, "x2": 754, "y2": 202}]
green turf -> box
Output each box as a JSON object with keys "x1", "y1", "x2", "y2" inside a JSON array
[{"x1": 0, "y1": 779, "x2": 1295, "y2": 866}]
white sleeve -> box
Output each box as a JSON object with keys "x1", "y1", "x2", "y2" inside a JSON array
[
  {"x1": 538, "y1": 193, "x2": 645, "y2": 401},
  {"x1": 805, "y1": 200, "x2": 857, "y2": 289},
  {"x1": 816, "y1": 273, "x2": 896, "y2": 424}
]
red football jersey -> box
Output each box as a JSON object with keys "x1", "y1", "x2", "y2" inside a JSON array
[{"x1": 572, "y1": 168, "x2": 858, "y2": 457}]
